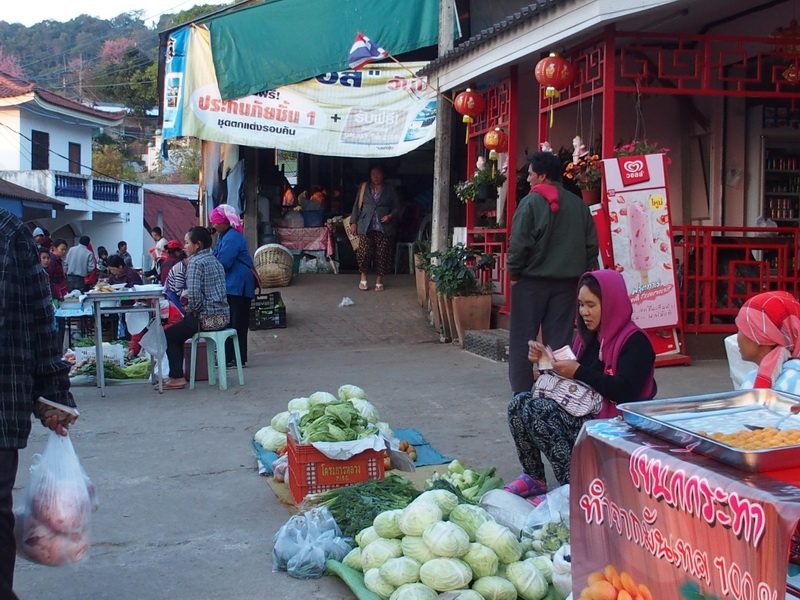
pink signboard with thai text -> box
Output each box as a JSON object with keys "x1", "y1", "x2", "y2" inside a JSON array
[
  {"x1": 602, "y1": 154, "x2": 680, "y2": 330},
  {"x1": 571, "y1": 420, "x2": 800, "y2": 600}
]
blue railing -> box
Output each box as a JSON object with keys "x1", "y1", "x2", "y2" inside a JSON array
[
  {"x1": 54, "y1": 174, "x2": 87, "y2": 199},
  {"x1": 93, "y1": 180, "x2": 118, "y2": 201},
  {"x1": 123, "y1": 184, "x2": 140, "y2": 204}
]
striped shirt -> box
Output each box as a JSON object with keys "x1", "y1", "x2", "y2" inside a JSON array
[
  {"x1": 186, "y1": 249, "x2": 229, "y2": 320},
  {"x1": 0, "y1": 208, "x2": 74, "y2": 450}
]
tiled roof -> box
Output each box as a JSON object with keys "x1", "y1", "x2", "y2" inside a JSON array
[
  {"x1": 0, "y1": 72, "x2": 127, "y2": 122},
  {"x1": 419, "y1": 0, "x2": 565, "y2": 77},
  {"x1": 0, "y1": 178, "x2": 66, "y2": 207},
  {"x1": 143, "y1": 189, "x2": 198, "y2": 243}
]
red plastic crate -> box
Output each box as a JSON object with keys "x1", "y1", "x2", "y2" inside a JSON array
[{"x1": 287, "y1": 432, "x2": 384, "y2": 504}]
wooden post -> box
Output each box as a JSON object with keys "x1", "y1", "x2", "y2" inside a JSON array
[{"x1": 432, "y1": 0, "x2": 455, "y2": 253}]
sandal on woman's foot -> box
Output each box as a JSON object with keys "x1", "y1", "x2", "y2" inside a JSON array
[
  {"x1": 359, "y1": 280, "x2": 369, "y2": 291},
  {"x1": 527, "y1": 494, "x2": 547, "y2": 507},
  {"x1": 163, "y1": 378, "x2": 187, "y2": 390},
  {"x1": 503, "y1": 474, "x2": 547, "y2": 498},
  {"x1": 374, "y1": 283, "x2": 385, "y2": 292}
]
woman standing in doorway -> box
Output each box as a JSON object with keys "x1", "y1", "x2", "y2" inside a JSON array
[
  {"x1": 349, "y1": 165, "x2": 400, "y2": 292},
  {"x1": 210, "y1": 204, "x2": 255, "y2": 368}
]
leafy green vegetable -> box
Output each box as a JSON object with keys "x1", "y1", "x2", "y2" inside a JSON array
[{"x1": 311, "y1": 474, "x2": 420, "y2": 538}]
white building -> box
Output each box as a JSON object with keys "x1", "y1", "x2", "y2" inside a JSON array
[{"x1": 0, "y1": 72, "x2": 149, "y2": 267}]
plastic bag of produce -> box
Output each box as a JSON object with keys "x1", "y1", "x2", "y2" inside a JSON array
[
  {"x1": 15, "y1": 431, "x2": 94, "y2": 566},
  {"x1": 272, "y1": 507, "x2": 350, "y2": 579}
]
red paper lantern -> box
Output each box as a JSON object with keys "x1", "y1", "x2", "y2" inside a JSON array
[
  {"x1": 484, "y1": 128, "x2": 508, "y2": 160},
  {"x1": 454, "y1": 89, "x2": 485, "y2": 124},
  {"x1": 534, "y1": 53, "x2": 575, "y2": 99}
]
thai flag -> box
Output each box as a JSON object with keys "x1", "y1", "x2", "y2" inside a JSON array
[{"x1": 348, "y1": 33, "x2": 388, "y2": 70}]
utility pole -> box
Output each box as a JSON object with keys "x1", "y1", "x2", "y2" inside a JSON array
[{"x1": 432, "y1": 0, "x2": 455, "y2": 253}]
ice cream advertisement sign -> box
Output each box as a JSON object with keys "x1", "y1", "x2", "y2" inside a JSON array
[{"x1": 602, "y1": 154, "x2": 679, "y2": 329}]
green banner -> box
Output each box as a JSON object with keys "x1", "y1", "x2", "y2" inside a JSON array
[{"x1": 205, "y1": 0, "x2": 440, "y2": 100}]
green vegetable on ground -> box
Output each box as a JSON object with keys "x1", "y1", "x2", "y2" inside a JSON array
[{"x1": 309, "y1": 474, "x2": 421, "y2": 538}]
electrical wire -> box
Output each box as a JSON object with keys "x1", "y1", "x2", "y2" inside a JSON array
[{"x1": 0, "y1": 122, "x2": 145, "y2": 201}]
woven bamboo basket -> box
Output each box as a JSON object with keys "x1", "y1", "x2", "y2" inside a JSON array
[{"x1": 253, "y1": 244, "x2": 293, "y2": 288}]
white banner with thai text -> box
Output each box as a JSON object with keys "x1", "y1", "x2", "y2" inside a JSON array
[{"x1": 162, "y1": 25, "x2": 437, "y2": 158}]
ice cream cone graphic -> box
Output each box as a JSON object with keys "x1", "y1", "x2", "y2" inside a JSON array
[{"x1": 629, "y1": 201, "x2": 654, "y2": 285}]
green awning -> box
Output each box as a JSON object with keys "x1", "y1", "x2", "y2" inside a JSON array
[{"x1": 205, "y1": 0, "x2": 441, "y2": 100}]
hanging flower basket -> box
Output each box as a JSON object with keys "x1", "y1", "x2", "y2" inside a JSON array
[{"x1": 564, "y1": 154, "x2": 602, "y2": 190}]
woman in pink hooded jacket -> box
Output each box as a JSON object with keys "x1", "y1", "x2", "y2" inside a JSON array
[{"x1": 505, "y1": 269, "x2": 656, "y2": 500}]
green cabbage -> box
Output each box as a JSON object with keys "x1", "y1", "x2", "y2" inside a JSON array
[
  {"x1": 377, "y1": 421, "x2": 394, "y2": 439},
  {"x1": 356, "y1": 526, "x2": 381, "y2": 549},
  {"x1": 308, "y1": 391, "x2": 338, "y2": 406},
  {"x1": 287, "y1": 397, "x2": 310, "y2": 412},
  {"x1": 475, "y1": 521, "x2": 523, "y2": 564},
  {"x1": 418, "y1": 557, "x2": 472, "y2": 592},
  {"x1": 398, "y1": 500, "x2": 442, "y2": 537},
  {"x1": 270, "y1": 411, "x2": 291, "y2": 433},
  {"x1": 421, "y1": 521, "x2": 470, "y2": 558},
  {"x1": 253, "y1": 426, "x2": 286, "y2": 451},
  {"x1": 342, "y1": 546, "x2": 362, "y2": 571},
  {"x1": 361, "y1": 538, "x2": 403, "y2": 571},
  {"x1": 388, "y1": 583, "x2": 437, "y2": 600},
  {"x1": 412, "y1": 490, "x2": 459, "y2": 518},
  {"x1": 461, "y1": 542, "x2": 499, "y2": 578},
  {"x1": 364, "y1": 568, "x2": 396, "y2": 600},
  {"x1": 471, "y1": 575, "x2": 518, "y2": 600},
  {"x1": 401, "y1": 536, "x2": 438, "y2": 564},
  {"x1": 448, "y1": 504, "x2": 495, "y2": 542},
  {"x1": 338, "y1": 384, "x2": 368, "y2": 401},
  {"x1": 444, "y1": 591, "x2": 483, "y2": 600},
  {"x1": 378, "y1": 556, "x2": 421, "y2": 587},
  {"x1": 506, "y1": 560, "x2": 548, "y2": 600},
  {"x1": 350, "y1": 398, "x2": 381, "y2": 423},
  {"x1": 374, "y1": 509, "x2": 404, "y2": 539},
  {"x1": 526, "y1": 555, "x2": 553, "y2": 583}
]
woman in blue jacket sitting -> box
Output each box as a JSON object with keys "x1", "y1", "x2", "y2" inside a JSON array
[{"x1": 210, "y1": 204, "x2": 255, "y2": 367}]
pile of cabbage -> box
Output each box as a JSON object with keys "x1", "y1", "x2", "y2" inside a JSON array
[
  {"x1": 341, "y1": 488, "x2": 567, "y2": 600},
  {"x1": 254, "y1": 384, "x2": 391, "y2": 451}
]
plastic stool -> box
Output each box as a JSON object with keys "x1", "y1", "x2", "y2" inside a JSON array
[{"x1": 189, "y1": 328, "x2": 244, "y2": 391}]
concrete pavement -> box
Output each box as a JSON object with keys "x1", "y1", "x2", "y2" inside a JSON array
[{"x1": 12, "y1": 273, "x2": 734, "y2": 600}]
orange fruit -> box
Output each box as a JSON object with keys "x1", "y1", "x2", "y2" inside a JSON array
[
  {"x1": 586, "y1": 580, "x2": 618, "y2": 600},
  {"x1": 620, "y1": 572, "x2": 639, "y2": 596}
]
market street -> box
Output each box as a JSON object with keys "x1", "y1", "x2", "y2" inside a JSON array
[{"x1": 12, "y1": 273, "x2": 733, "y2": 600}]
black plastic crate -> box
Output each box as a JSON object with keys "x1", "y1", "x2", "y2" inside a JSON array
[{"x1": 249, "y1": 292, "x2": 287, "y2": 330}]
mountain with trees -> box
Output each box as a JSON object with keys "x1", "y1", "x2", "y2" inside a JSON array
[{"x1": 0, "y1": 4, "x2": 230, "y2": 183}]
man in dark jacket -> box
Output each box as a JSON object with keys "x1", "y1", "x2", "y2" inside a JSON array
[
  {"x1": 0, "y1": 208, "x2": 76, "y2": 598},
  {"x1": 506, "y1": 152, "x2": 599, "y2": 393}
]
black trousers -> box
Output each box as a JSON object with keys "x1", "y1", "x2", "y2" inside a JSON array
[
  {"x1": 226, "y1": 295, "x2": 252, "y2": 364},
  {"x1": 0, "y1": 450, "x2": 19, "y2": 599},
  {"x1": 164, "y1": 314, "x2": 199, "y2": 379},
  {"x1": 508, "y1": 277, "x2": 578, "y2": 394}
]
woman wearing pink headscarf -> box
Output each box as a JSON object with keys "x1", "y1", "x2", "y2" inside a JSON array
[
  {"x1": 209, "y1": 204, "x2": 255, "y2": 367},
  {"x1": 735, "y1": 291, "x2": 800, "y2": 391}
]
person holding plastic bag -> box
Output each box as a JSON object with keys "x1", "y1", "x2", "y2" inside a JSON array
[
  {"x1": 735, "y1": 291, "x2": 800, "y2": 392},
  {"x1": 506, "y1": 270, "x2": 656, "y2": 500},
  {"x1": 0, "y1": 208, "x2": 78, "y2": 597}
]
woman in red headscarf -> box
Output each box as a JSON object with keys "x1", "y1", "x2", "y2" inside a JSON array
[{"x1": 735, "y1": 291, "x2": 800, "y2": 391}]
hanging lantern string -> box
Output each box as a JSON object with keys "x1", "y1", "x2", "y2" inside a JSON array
[{"x1": 634, "y1": 77, "x2": 646, "y2": 143}]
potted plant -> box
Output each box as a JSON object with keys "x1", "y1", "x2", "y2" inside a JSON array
[
  {"x1": 427, "y1": 245, "x2": 496, "y2": 347},
  {"x1": 454, "y1": 157, "x2": 507, "y2": 203},
  {"x1": 614, "y1": 139, "x2": 671, "y2": 164},
  {"x1": 564, "y1": 152, "x2": 602, "y2": 205},
  {"x1": 413, "y1": 239, "x2": 431, "y2": 309}
]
